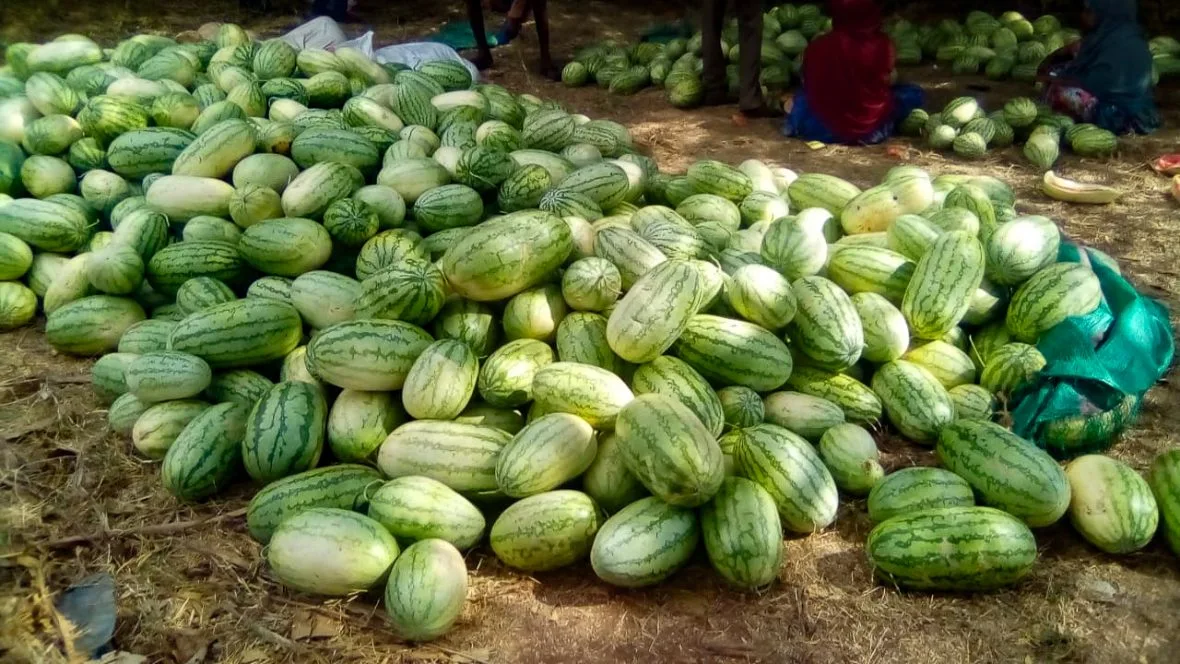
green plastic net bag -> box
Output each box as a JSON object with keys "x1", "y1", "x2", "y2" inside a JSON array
[{"x1": 1010, "y1": 242, "x2": 1174, "y2": 459}]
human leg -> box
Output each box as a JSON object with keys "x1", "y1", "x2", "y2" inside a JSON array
[
  {"x1": 465, "y1": 0, "x2": 494, "y2": 70},
  {"x1": 735, "y1": 0, "x2": 764, "y2": 113},
  {"x1": 702, "y1": 0, "x2": 729, "y2": 105},
  {"x1": 532, "y1": 0, "x2": 561, "y2": 80}
]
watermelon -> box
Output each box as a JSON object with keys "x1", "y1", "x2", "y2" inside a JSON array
[
  {"x1": 789, "y1": 276, "x2": 864, "y2": 371},
  {"x1": 1005, "y1": 262, "x2": 1102, "y2": 343},
  {"x1": 522, "y1": 109, "x2": 576, "y2": 152},
  {"x1": 117, "y1": 319, "x2": 177, "y2": 354},
  {"x1": 613, "y1": 394, "x2": 724, "y2": 507},
  {"x1": 161, "y1": 401, "x2": 251, "y2": 501},
  {"x1": 433, "y1": 298, "x2": 498, "y2": 357},
  {"x1": 145, "y1": 175, "x2": 236, "y2": 221},
  {"x1": 282, "y1": 161, "x2": 364, "y2": 218},
  {"x1": 85, "y1": 244, "x2": 144, "y2": 295},
  {"x1": 852, "y1": 292, "x2": 909, "y2": 363},
  {"x1": 489, "y1": 490, "x2": 601, "y2": 571},
  {"x1": 503, "y1": 284, "x2": 568, "y2": 343},
  {"x1": 786, "y1": 173, "x2": 861, "y2": 216},
  {"x1": 673, "y1": 315, "x2": 793, "y2": 392},
  {"x1": 761, "y1": 214, "x2": 829, "y2": 280},
  {"x1": 494, "y1": 412, "x2": 597, "y2": 497},
  {"x1": 1065, "y1": 454, "x2": 1158, "y2": 553},
  {"x1": 725, "y1": 264, "x2": 797, "y2": 331},
  {"x1": 241, "y1": 381, "x2": 327, "y2": 484},
  {"x1": 324, "y1": 389, "x2": 402, "y2": 463},
  {"x1": 818, "y1": 423, "x2": 884, "y2": 495},
  {"x1": 245, "y1": 464, "x2": 383, "y2": 543},
  {"x1": 377, "y1": 420, "x2": 511, "y2": 495},
  {"x1": 606, "y1": 259, "x2": 703, "y2": 363},
  {"x1": 559, "y1": 161, "x2": 631, "y2": 209},
  {"x1": 108, "y1": 393, "x2": 150, "y2": 435},
  {"x1": 383, "y1": 539, "x2": 468, "y2": 642},
  {"x1": 732, "y1": 423, "x2": 839, "y2": 533},
  {"x1": 582, "y1": 432, "x2": 648, "y2": 514},
  {"x1": 763, "y1": 391, "x2": 844, "y2": 441},
  {"x1": 687, "y1": 159, "x2": 754, "y2": 203},
  {"x1": 355, "y1": 229, "x2": 429, "y2": 280},
  {"x1": 590, "y1": 496, "x2": 698, "y2": 587},
  {"x1": 937, "y1": 419, "x2": 1071, "y2": 527},
  {"x1": 866, "y1": 506, "x2": 1037, "y2": 591},
  {"x1": 561, "y1": 257, "x2": 622, "y2": 312},
  {"x1": 205, "y1": 369, "x2": 274, "y2": 405},
  {"x1": 90, "y1": 352, "x2": 137, "y2": 403},
  {"x1": 169, "y1": 299, "x2": 302, "y2": 369},
  {"x1": 267, "y1": 508, "x2": 398, "y2": 596},
  {"x1": 530, "y1": 361, "x2": 633, "y2": 430},
  {"x1": 125, "y1": 351, "x2": 212, "y2": 403},
  {"x1": 131, "y1": 400, "x2": 211, "y2": 460},
  {"x1": 306, "y1": 319, "x2": 433, "y2": 391},
  {"x1": 246, "y1": 276, "x2": 294, "y2": 303},
  {"x1": 985, "y1": 215, "x2": 1060, "y2": 286},
  {"x1": 700, "y1": 476, "x2": 783, "y2": 590},
  {"x1": 717, "y1": 386, "x2": 764, "y2": 429},
  {"x1": 948, "y1": 383, "x2": 996, "y2": 421},
  {"x1": 867, "y1": 467, "x2": 976, "y2": 522},
  {"x1": 1148, "y1": 450, "x2": 1180, "y2": 557},
  {"x1": 400, "y1": 339, "x2": 478, "y2": 420},
  {"x1": 46, "y1": 295, "x2": 146, "y2": 356},
  {"x1": 289, "y1": 270, "x2": 361, "y2": 329},
  {"x1": 477, "y1": 338, "x2": 554, "y2": 408},
  {"x1": 902, "y1": 340, "x2": 976, "y2": 389},
  {"x1": 171, "y1": 118, "x2": 255, "y2": 178},
  {"x1": 368, "y1": 476, "x2": 485, "y2": 550},
  {"x1": 441, "y1": 210, "x2": 572, "y2": 302},
  {"x1": 901, "y1": 230, "x2": 984, "y2": 340},
  {"x1": 872, "y1": 360, "x2": 954, "y2": 445},
  {"x1": 355, "y1": 259, "x2": 447, "y2": 325}
]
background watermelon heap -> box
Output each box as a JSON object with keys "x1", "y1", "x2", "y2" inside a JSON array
[
  {"x1": 561, "y1": 2, "x2": 830, "y2": 109},
  {"x1": 1, "y1": 21, "x2": 1178, "y2": 644},
  {"x1": 899, "y1": 94, "x2": 1120, "y2": 169}
]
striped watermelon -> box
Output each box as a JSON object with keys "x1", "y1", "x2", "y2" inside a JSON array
[
  {"x1": 477, "y1": 338, "x2": 554, "y2": 408},
  {"x1": 442, "y1": 210, "x2": 572, "y2": 301},
  {"x1": 700, "y1": 476, "x2": 784, "y2": 590},
  {"x1": 0, "y1": 198, "x2": 90, "y2": 253},
  {"x1": 562, "y1": 257, "x2": 622, "y2": 312},
  {"x1": 985, "y1": 215, "x2": 1060, "y2": 286},
  {"x1": 402, "y1": 339, "x2": 478, "y2": 420},
  {"x1": 760, "y1": 214, "x2": 829, "y2": 280},
  {"x1": 789, "y1": 276, "x2": 864, "y2": 371},
  {"x1": 902, "y1": 340, "x2": 976, "y2": 389},
  {"x1": 852, "y1": 292, "x2": 909, "y2": 363},
  {"x1": 614, "y1": 394, "x2": 724, "y2": 507},
  {"x1": 205, "y1": 369, "x2": 274, "y2": 405},
  {"x1": 171, "y1": 118, "x2": 255, "y2": 178},
  {"x1": 606, "y1": 260, "x2": 702, "y2": 363},
  {"x1": 871, "y1": 360, "x2": 954, "y2": 445},
  {"x1": 827, "y1": 245, "x2": 915, "y2": 304},
  {"x1": 732, "y1": 423, "x2": 839, "y2": 533},
  {"x1": 582, "y1": 433, "x2": 648, "y2": 514},
  {"x1": 356, "y1": 229, "x2": 429, "y2": 280},
  {"x1": 267, "y1": 508, "x2": 398, "y2": 596},
  {"x1": 245, "y1": 464, "x2": 383, "y2": 543},
  {"x1": 866, "y1": 467, "x2": 976, "y2": 522},
  {"x1": 1065, "y1": 455, "x2": 1158, "y2": 553},
  {"x1": 496, "y1": 413, "x2": 597, "y2": 497},
  {"x1": 555, "y1": 312, "x2": 627, "y2": 374},
  {"x1": 46, "y1": 295, "x2": 147, "y2": 356},
  {"x1": 937, "y1": 419, "x2": 1070, "y2": 527},
  {"x1": 763, "y1": 391, "x2": 845, "y2": 441},
  {"x1": 118, "y1": 319, "x2": 177, "y2": 354},
  {"x1": 368, "y1": 476, "x2": 485, "y2": 550},
  {"x1": 239, "y1": 218, "x2": 332, "y2": 277},
  {"x1": 306, "y1": 319, "x2": 434, "y2": 391},
  {"x1": 594, "y1": 226, "x2": 667, "y2": 289},
  {"x1": 433, "y1": 298, "x2": 498, "y2": 357},
  {"x1": 176, "y1": 277, "x2": 236, "y2": 315},
  {"x1": 1148, "y1": 450, "x2": 1180, "y2": 557},
  {"x1": 717, "y1": 386, "x2": 765, "y2": 429},
  {"x1": 383, "y1": 538, "x2": 468, "y2": 642},
  {"x1": 91, "y1": 352, "x2": 137, "y2": 403},
  {"x1": 948, "y1": 384, "x2": 997, "y2": 420},
  {"x1": 503, "y1": 284, "x2": 568, "y2": 343},
  {"x1": 522, "y1": 109, "x2": 576, "y2": 152},
  {"x1": 786, "y1": 173, "x2": 861, "y2": 216},
  {"x1": 241, "y1": 381, "x2": 327, "y2": 484},
  {"x1": 559, "y1": 161, "x2": 631, "y2": 209},
  {"x1": 85, "y1": 244, "x2": 144, "y2": 295},
  {"x1": 168, "y1": 299, "x2": 302, "y2": 369},
  {"x1": 725, "y1": 264, "x2": 797, "y2": 331},
  {"x1": 866, "y1": 506, "x2": 1037, "y2": 591},
  {"x1": 126, "y1": 351, "x2": 212, "y2": 403},
  {"x1": 132, "y1": 400, "x2": 212, "y2": 460},
  {"x1": 282, "y1": 161, "x2": 364, "y2": 219},
  {"x1": 531, "y1": 362, "x2": 634, "y2": 430},
  {"x1": 901, "y1": 230, "x2": 985, "y2": 340},
  {"x1": 355, "y1": 259, "x2": 447, "y2": 325},
  {"x1": 631, "y1": 356, "x2": 725, "y2": 438},
  {"x1": 673, "y1": 315, "x2": 793, "y2": 392},
  {"x1": 326, "y1": 389, "x2": 403, "y2": 463},
  {"x1": 590, "y1": 496, "x2": 698, "y2": 587},
  {"x1": 1005, "y1": 262, "x2": 1102, "y2": 343},
  {"x1": 377, "y1": 420, "x2": 511, "y2": 495},
  {"x1": 161, "y1": 401, "x2": 251, "y2": 501},
  {"x1": 489, "y1": 490, "x2": 601, "y2": 571}
]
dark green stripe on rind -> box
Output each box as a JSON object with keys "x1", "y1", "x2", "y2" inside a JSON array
[
  {"x1": 631, "y1": 356, "x2": 725, "y2": 438},
  {"x1": 871, "y1": 360, "x2": 954, "y2": 444},
  {"x1": 305, "y1": 318, "x2": 434, "y2": 391},
  {"x1": 488, "y1": 490, "x2": 602, "y2": 572},
  {"x1": 866, "y1": 467, "x2": 976, "y2": 522},
  {"x1": 168, "y1": 299, "x2": 302, "y2": 369},
  {"x1": 367, "y1": 476, "x2": 486, "y2": 550},
  {"x1": 901, "y1": 230, "x2": 984, "y2": 340},
  {"x1": 1005, "y1": 263, "x2": 1102, "y2": 343},
  {"x1": 161, "y1": 401, "x2": 250, "y2": 501}
]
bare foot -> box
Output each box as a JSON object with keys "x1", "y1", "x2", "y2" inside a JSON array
[{"x1": 538, "y1": 59, "x2": 563, "y2": 81}]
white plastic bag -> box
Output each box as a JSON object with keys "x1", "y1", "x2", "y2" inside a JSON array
[{"x1": 281, "y1": 17, "x2": 479, "y2": 81}]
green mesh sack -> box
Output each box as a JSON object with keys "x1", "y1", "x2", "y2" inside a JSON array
[{"x1": 1010, "y1": 242, "x2": 1174, "y2": 459}]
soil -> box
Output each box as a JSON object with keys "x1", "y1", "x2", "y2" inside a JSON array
[{"x1": 3, "y1": 2, "x2": 1180, "y2": 663}]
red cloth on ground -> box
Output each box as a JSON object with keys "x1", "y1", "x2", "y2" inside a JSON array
[{"x1": 800, "y1": 0, "x2": 896, "y2": 142}]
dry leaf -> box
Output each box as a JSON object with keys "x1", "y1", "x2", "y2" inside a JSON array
[
  {"x1": 290, "y1": 610, "x2": 342, "y2": 641},
  {"x1": 238, "y1": 646, "x2": 271, "y2": 664}
]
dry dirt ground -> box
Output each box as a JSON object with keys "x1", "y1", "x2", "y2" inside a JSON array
[{"x1": 3, "y1": 1, "x2": 1180, "y2": 663}]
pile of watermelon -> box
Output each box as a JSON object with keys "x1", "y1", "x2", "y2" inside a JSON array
[
  {"x1": 899, "y1": 95, "x2": 1119, "y2": 169},
  {"x1": 2, "y1": 22, "x2": 1180, "y2": 643},
  {"x1": 561, "y1": 2, "x2": 830, "y2": 109},
  {"x1": 888, "y1": 10, "x2": 1180, "y2": 85}
]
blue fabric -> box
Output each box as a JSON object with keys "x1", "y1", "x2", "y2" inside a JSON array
[
  {"x1": 1064, "y1": 0, "x2": 1159, "y2": 134},
  {"x1": 783, "y1": 83, "x2": 924, "y2": 144}
]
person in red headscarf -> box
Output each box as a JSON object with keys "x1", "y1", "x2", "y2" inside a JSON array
[{"x1": 783, "y1": 0, "x2": 924, "y2": 144}]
